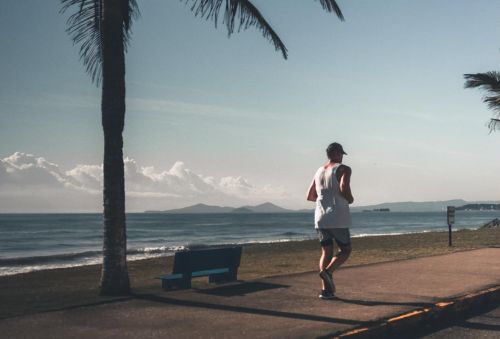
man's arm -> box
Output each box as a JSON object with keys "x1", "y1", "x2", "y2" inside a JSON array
[
  {"x1": 306, "y1": 179, "x2": 318, "y2": 202},
  {"x1": 338, "y1": 166, "x2": 354, "y2": 204}
]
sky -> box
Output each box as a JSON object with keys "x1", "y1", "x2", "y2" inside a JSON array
[{"x1": 1, "y1": 0, "x2": 500, "y2": 212}]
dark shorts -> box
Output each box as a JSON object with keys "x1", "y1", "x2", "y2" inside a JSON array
[{"x1": 317, "y1": 228, "x2": 351, "y2": 247}]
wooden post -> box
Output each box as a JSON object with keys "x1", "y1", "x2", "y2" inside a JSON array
[{"x1": 447, "y1": 206, "x2": 455, "y2": 247}]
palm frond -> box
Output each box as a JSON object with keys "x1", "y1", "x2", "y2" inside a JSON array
[
  {"x1": 316, "y1": 0, "x2": 344, "y2": 21},
  {"x1": 464, "y1": 72, "x2": 500, "y2": 91},
  {"x1": 60, "y1": 0, "x2": 140, "y2": 85},
  {"x1": 464, "y1": 72, "x2": 500, "y2": 111},
  {"x1": 123, "y1": 0, "x2": 141, "y2": 51},
  {"x1": 464, "y1": 72, "x2": 500, "y2": 132},
  {"x1": 488, "y1": 118, "x2": 500, "y2": 131},
  {"x1": 185, "y1": 0, "x2": 288, "y2": 59}
]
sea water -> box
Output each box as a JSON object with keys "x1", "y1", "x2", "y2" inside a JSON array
[{"x1": 0, "y1": 211, "x2": 498, "y2": 276}]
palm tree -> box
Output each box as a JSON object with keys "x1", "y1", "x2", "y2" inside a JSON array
[
  {"x1": 464, "y1": 72, "x2": 500, "y2": 131},
  {"x1": 61, "y1": 0, "x2": 345, "y2": 296}
]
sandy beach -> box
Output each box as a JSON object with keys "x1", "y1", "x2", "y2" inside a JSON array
[{"x1": 1, "y1": 228, "x2": 499, "y2": 320}]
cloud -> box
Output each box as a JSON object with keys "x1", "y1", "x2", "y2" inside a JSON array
[
  {"x1": 126, "y1": 96, "x2": 280, "y2": 121},
  {"x1": 1, "y1": 152, "x2": 74, "y2": 189},
  {"x1": 0, "y1": 152, "x2": 287, "y2": 212}
]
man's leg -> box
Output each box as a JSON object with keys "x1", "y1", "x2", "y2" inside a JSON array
[
  {"x1": 326, "y1": 244, "x2": 351, "y2": 272},
  {"x1": 325, "y1": 228, "x2": 352, "y2": 272},
  {"x1": 317, "y1": 229, "x2": 335, "y2": 293},
  {"x1": 319, "y1": 243, "x2": 336, "y2": 295},
  {"x1": 319, "y1": 244, "x2": 333, "y2": 290}
]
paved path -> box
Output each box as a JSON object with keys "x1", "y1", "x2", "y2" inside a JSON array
[{"x1": 1, "y1": 248, "x2": 499, "y2": 338}]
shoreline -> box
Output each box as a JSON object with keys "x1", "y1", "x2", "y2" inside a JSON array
[
  {"x1": 0, "y1": 226, "x2": 488, "y2": 277},
  {"x1": 0, "y1": 227, "x2": 485, "y2": 277},
  {"x1": 1, "y1": 228, "x2": 498, "y2": 319}
]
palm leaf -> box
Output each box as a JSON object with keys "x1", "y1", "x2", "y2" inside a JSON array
[
  {"x1": 60, "y1": 0, "x2": 140, "y2": 85},
  {"x1": 185, "y1": 0, "x2": 344, "y2": 60},
  {"x1": 464, "y1": 72, "x2": 500, "y2": 131},
  {"x1": 185, "y1": 0, "x2": 288, "y2": 59},
  {"x1": 487, "y1": 118, "x2": 500, "y2": 131},
  {"x1": 316, "y1": 0, "x2": 345, "y2": 21}
]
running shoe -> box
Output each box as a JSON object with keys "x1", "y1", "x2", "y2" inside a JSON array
[
  {"x1": 318, "y1": 289, "x2": 335, "y2": 300},
  {"x1": 319, "y1": 269, "x2": 336, "y2": 294}
]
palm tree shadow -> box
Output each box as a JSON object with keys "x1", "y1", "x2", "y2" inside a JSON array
[
  {"x1": 1, "y1": 297, "x2": 133, "y2": 320},
  {"x1": 131, "y1": 293, "x2": 372, "y2": 326},
  {"x1": 335, "y1": 296, "x2": 433, "y2": 308},
  {"x1": 195, "y1": 281, "x2": 289, "y2": 297}
]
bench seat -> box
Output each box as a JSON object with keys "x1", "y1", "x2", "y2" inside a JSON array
[
  {"x1": 157, "y1": 246, "x2": 242, "y2": 290},
  {"x1": 157, "y1": 267, "x2": 230, "y2": 281}
]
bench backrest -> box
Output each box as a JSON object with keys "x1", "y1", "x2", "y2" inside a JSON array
[{"x1": 172, "y1": 246, "x2": 242, "y2": 274}]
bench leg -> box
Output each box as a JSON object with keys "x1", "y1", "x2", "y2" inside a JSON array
[
  {"x1": 209, "y1": 273, "x2": 227, "y2": 283},
  {"x1": 228, "y1": 267, "x2": 238, "y2": 282},
  {"x1": 209, "y1": 268, "x2": 238, "y2": 283},
  {"x1": 162, "y1": 280, "x2": 171, "y2": 290},
  {"x1": 181, "y1": 274, "x2": 192, "y2": 289}
]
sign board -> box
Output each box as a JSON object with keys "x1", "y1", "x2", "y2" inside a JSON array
[{"x1": 447, "y1": 206, "x2": 455, "y2": 224}]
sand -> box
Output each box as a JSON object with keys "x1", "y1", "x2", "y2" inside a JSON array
[{"x1": 1, "y1": 228, "x2": 499, "y2": 319}]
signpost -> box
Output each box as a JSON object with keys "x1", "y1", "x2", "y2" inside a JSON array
[{"x1": 447, "y1": 206, "x2": 455, "y2": 247}]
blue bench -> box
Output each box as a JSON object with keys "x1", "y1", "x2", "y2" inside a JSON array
[{"x1": 157, "y1": 246, "x2": 242, "y2": 290}]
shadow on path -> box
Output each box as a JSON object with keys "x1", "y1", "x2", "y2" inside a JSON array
[
  {"x1": 131, "y1": 292, "x2": 373, "y2": 326},
  {"x1": 0, "y1": 296, "x2": 132, "y2": 321},
  {"x1": 335, "y1": 297, "x2": 434, "y2": 308},
  {"x1": 195, "y1": 281, "x2": 289, "y2": 297}
]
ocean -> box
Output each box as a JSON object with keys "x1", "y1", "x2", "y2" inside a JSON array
[{"x1": 0, "y1": 211, "x2": 498, "y2": 276}]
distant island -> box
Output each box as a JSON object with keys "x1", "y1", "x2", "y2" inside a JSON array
[
  {"x1": 362, "y1": 208, "x2": 390, "y2": 212},
  {"x1": 145, "y1": 199, "x2": 500, "y2": 214},
  {"x1": 456, "y1": 204, "x2": 500, "y2": 211},
  {"x1": 145, "y1": 202, "x2": 294, "y2": 214},
  {"x1": 351, "y1": 199, "x2": 500, "y2": 213}
]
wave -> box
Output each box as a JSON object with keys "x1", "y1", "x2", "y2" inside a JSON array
[
  {"x1": 0, "y1": 245, "x2": 186, "y2": 267},
  {"x1": 0, "y1": 251, "x2": 102, "y2": 266},
  {"x1": 351, "y1": 229, "x2": 444, "y2": 238},
  {"x1": 278, "y1": 231, "x2": 304, "y2": 237}
]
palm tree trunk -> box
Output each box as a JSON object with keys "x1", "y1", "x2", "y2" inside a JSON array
[{"x1": 100, "y1": 0, "x2": 130, "y2": 295}]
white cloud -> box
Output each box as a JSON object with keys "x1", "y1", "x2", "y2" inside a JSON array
[
  {"x1": 0, "y1": 152, "x2": 288, "y2": 212},
  {"x1": 1, "y1": 152, "x2": 72, "y2": 188}
]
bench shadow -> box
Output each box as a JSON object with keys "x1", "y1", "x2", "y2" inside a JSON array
[
  {"x1": 195, "y1": 281, "x2": 289, "y2": 297},
  {"x1": 131, "y1": 292, "x2": 372, "y2": 326},
  {"x1": 335, "y1": 296, "x2": 434, "y2": 308},
  {"x1": 0, "y1": 296, "x2": 133, "y2": 320}
]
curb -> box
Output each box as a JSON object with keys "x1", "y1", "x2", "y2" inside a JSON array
[{"x1": 330, "y1": 285, "x2": 500, "y2": 339}]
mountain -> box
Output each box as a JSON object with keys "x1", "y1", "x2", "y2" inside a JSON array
[
  {"x1": 243, "y1": 202, "x2": 294, "y2": 213},
  {"x1": 146, "y1": 199, "x2": 500, "y2": 214},
  {"x1": 145, "y1": 203, "x2": 234, "y2": 214},
  {"x1": 231, "y1": 207, "x2": 254, "y2": 214},
  {"x1": 456, "y1": 204, "x2": 500, "y2": 211},
  {"x1": 350, "y1": 199, "x2": 500, "y2": 212},
  {"x1": 145, "y1": 202, "x2": 293, "y2": 214}
]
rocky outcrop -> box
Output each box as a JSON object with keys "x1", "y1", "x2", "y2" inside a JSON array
[{"x1": 480, "y1": 218, "x2": 500, "y2": 229}]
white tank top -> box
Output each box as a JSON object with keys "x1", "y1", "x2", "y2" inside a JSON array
[{"x1": 314, "y1": 164, "x2": 351, "y2": 229}]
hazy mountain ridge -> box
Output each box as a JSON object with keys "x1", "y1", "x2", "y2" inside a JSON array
[
  {"x1": 456, "y1": 203, "x2": 500, "y2": 211},
  {"x1": 146, "y1": 199, "x2": 500, "y2": 214},
  {"x1": 351, "y1": 200, "x2": 500, "y2": 212},
  {"x1": 146, "y1": 202, "x2": 294, "y2": 214}
]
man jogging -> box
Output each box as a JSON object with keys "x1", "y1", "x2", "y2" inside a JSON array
[{"x1": 306, "y1": 142, "x2": 354, "y2": 300}]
